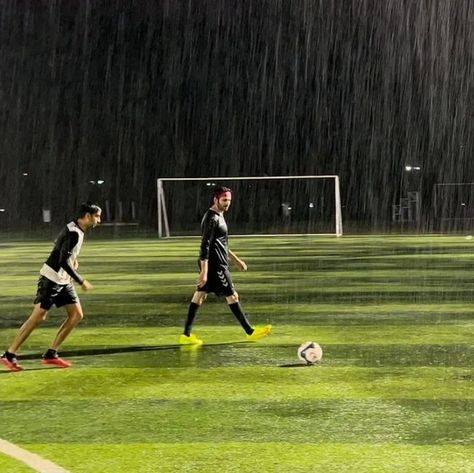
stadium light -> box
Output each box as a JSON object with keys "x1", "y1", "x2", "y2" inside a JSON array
[
  {"x1": 0, "y1": 208, "x2": 5, "y2": 212},
  {"x1": 405, "y1": 165, "x2": 421, "y2": 172}
]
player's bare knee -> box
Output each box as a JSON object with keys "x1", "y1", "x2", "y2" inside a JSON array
[
  {"x1": 227, "y1": 293, "x2": 239, "y2": 304},
  {"x1": 68, "y1": 311, "x2": 83, "y2": 324},
  {"x1": 192, "y1": 292, "x2": 207, "y2": 305},
  {"x1": 33, "y1": 308, "x2": 48, "y2": 322}
]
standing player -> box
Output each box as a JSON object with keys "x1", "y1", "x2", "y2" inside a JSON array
[
  {"x1": 1, "y1": 202, "x2": 102, "y2": 371},
  {"x1": 180, "y1": 186, "x2": 272, "y2": 345}
]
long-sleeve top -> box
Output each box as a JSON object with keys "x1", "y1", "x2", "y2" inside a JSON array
[{"x1": 199, "y1": 209, "x2": 229, "y2": 268}]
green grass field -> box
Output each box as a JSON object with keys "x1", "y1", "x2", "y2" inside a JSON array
[{"x1": 0, "y1": 235, "x2": 473, "y2": 472}]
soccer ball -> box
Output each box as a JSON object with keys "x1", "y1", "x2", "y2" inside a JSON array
[{"x1": 297, "y1": 341, "x2": 323, "y2": 364}]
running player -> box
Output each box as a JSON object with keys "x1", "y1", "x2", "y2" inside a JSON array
[
  {"x1": 1, "y1": 202, "x2": 102, "y2": 371},
  {"x1": 180, "y1": 186, "x2": 272, "y2": 345}
]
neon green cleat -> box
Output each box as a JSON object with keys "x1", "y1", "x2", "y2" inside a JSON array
[
  {"x1": 179, "y1": 333, "x2": 203, "y2": 345},
  {"x1": 247, "y1": 324, "x2": 272, "y2": 341}
]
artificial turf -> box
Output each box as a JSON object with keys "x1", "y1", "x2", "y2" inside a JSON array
[{"x1": 0, "y1": 236, "x2": 472, "y2": 472}]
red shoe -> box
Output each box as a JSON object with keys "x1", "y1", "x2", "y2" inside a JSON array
[
  {"x1": 41, "y1": 356, "x2": 71, "y2": 368},
  {"x1": 1, "y1": 354, "x2": 24, "y2": 372}
]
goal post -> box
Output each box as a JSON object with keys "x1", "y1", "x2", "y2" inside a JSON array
[{"x1": 157, "y1": 175, "x2": 343, "y2": 238}]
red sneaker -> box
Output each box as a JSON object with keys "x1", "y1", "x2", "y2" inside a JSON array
[
  {"x1": 41, "y1": 357, "x2": 71, "y2": 368},
  {"x1": 1, "y1": 354, "x2": 24, "y2": 372}
]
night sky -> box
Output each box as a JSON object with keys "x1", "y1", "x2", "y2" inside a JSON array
[{"x1": 0, "y1": 0, "x2": 473, "y2": 231}]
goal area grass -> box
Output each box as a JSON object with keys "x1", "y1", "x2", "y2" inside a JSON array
[{"x1": 0, "y1": 235, "x2": 473, "y2": 472}]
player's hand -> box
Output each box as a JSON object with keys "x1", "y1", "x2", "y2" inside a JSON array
[
  {"x1": 73, "y1": 259, "x2": 79, "y2": 270},
  {"x1": 236, "y1": 260, "x2": 247, "y2": 271},
  {"x1": 81, "y1": 280, "x2": 94, "y2": 291},
  {"x1": 196, "y1": 273, "x2": 207, "y2": 288}
]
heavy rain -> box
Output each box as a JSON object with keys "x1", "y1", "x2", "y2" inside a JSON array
[
  {"x1": 0, "y1": 0, "x2": 472, "y2": 232},
  {"x1": 0, "y1": 2, "x2": 473, "y2": 473}
]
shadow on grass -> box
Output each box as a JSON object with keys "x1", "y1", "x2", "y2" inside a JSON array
[
  {"x1": 278, "y1": 362, "x2": 320, "y2": 368},
  {"x1": 0, "y1": 366, "x2": 52, "y2": 374},
  {"x1": 14, "y1": 340, "x2": 256, "y2": 361}
]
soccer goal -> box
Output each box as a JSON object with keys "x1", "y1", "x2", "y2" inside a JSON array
[{"x1": 157, "y1": 175, "x2": 343, "y2": 238}]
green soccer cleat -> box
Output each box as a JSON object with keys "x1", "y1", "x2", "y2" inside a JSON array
[
  {"x1": 179, "y1": 333, "x2": 203, "y2": 346},
  {"x1": 247, "y1": 324, "x2": 272, "y2": 341}
]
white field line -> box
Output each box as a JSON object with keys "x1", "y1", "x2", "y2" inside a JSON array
[{"x1": 0, "y1": 439, "x2": 71, "y2": 473}]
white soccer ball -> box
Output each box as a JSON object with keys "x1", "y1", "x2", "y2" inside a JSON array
[{"x1": 297, "y1": 341, "x2": 323, "y2": 364}]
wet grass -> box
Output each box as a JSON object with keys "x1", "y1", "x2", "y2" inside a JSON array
[{"x1": 0, "y1": 235, "x2": 473, "y2": 472}]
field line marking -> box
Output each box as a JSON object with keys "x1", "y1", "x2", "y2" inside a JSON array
[{"x1": 0, "y1": 438, "x2": 71, "y2": 473}]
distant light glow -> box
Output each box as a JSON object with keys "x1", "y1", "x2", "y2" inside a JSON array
[
  {"x1": 461, "y1": 202, "x2": 466, "y2": 206},
  {"x1": 89, "y1": 180, "x2": 96, "y2": 184},
  {"x1": 309, "y1": 203, "x2": 314, "y2": 208},
  {"x1": 97, "y1": 180, "x2": 105, "y2": 185},
  {"x1": 22, "y1": 172, "x2": 28, "y2": 176},
  {"x1": 206, "y1": 182, "x2": 216, "y2": 187},
  {"x1": 0, "y1": 208, "x2": 5, "y2": 212},
  {"x1": 405, "y1": 166, "x2": 412, "y2": 171}
]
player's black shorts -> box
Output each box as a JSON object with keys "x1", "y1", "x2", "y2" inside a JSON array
[
  {"x1": 33, "y1": 276, "x2": 79, "y2": 310},
  {"x1": 199, "y1": 267, "x2": 235, "y2": 297}
]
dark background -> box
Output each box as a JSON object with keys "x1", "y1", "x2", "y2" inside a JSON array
[{"x1": 0, "y1": 0, "x2": 473, "y2": 233}]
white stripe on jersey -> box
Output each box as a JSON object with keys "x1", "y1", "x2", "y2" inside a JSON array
[{"x1": 40, "y1": 221, "x2": 84, "y2": 285}]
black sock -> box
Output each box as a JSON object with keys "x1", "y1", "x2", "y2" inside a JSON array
[
  {"x1": 184, "y1": 302, "x2": 200, "y2": 336},
  {"x1": 43, "y1": 348, "x2": 58, "y2": 359},
  {"x1": 2, "y1": 351, "x2": 16, "y2": 360},
  {"x1": 228, "y1": 302, "x2": 253, "y2": 335}
]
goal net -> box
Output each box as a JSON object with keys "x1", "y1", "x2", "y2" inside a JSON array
[{"x1": 157, "y1": 175, "x2": 343, "y2": 238}]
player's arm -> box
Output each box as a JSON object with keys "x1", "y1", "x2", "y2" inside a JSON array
[
  {"x1": 229, "y1": 249, "x2": 247, "y2": 271},
  {"x1": 58, "y1": 233, "x2": 93, "y2": 290},
  {"x1": 197, "y1": 259, "x2": 209, "y2": 288},
  {"x1": 198, "y1": 214, "x2": 216, "y2": 287}
]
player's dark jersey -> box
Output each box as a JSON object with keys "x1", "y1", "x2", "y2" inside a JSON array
[
  {"x1": 199, "y1": 209, "x2": 229, "y2": 268},
  {"x1": 40, "y1": 221, "x2": 84, "y2": 285}
]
